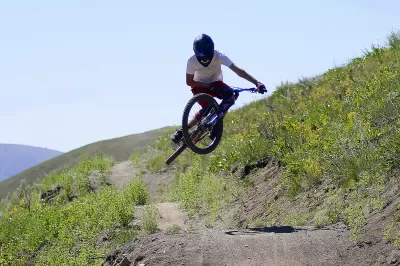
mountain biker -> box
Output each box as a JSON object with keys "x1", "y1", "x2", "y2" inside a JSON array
[{"x1": 170, "y1": 33, "x2": 266, "y2": 144}]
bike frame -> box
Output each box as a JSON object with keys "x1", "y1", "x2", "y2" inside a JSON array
[
  {"x1": 165, "y1": 86, "x2": 266, "y2": 165},
  {"x1": 208, "y1": 87, "x2": 261, "y2": 126}
]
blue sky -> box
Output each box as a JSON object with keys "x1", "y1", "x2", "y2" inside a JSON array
[{"x1": 1, "y1": 0, "x2": 399, "y2": 152}]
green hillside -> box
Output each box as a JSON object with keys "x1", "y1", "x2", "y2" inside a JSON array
[{"x1": 0, "y1": 126, "x2": 175, "y2": 199}]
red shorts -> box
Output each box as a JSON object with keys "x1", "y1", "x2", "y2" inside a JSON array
[
  {"x1": 191, "y1": 81, "x2": 230, "y2": 98},
  {"x1": 191, "y1": 81, "x2": 232, "y2": 108}
]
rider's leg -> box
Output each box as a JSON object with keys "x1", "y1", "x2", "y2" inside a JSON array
[
  {"x1": 170, "y1": 96, "x2": 212, "y2": 144},
  {"x1": 170, "y1": 85, "x2": 221, "y2": 143},
  {"x1": 170, "y1": 82, "x2": 238, "y2": 144},
  {"x1": 188, "y1": 117, "x2": 198, "y2": 128},
  {"x1": 209, "y1": 83, "x2": 239, "y2": 113},
  {"x1": 208, "y1": 82, "x2": 239, "y2": 139},
  {"x1": 192, "y1": 81, "x2": 239, "y2": 113},
  {"x1": 173, "y1": 108, "x2": 209, "y2": 142},
  {"x1": 190, "y1": 82, "x2": 239, "y2": 141}
]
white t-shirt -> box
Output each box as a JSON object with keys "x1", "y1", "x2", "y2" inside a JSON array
[{"x1": 186, "y1": 50, "x2": 233, "y2": 83}]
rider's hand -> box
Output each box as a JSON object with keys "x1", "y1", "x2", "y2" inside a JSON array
[{"x1": 256, "y1": 81, "x2": 266, "y2": 94}]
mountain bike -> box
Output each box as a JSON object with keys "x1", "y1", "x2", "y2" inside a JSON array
[{"x1": 165, "y1": 87, "x2": 267, "y2": 165}]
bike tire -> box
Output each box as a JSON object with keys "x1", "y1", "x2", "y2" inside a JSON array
[
  {"x1": 182, "y1": 93, "x2": 224, "y2": 155},
  {"x1": 165, "y1": 143, "x2": 187, "y2": 165}
]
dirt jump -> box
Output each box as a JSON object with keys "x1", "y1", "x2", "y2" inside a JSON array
[{"x1": 102, "y1": 160, "x2": 400, "y2": 266}]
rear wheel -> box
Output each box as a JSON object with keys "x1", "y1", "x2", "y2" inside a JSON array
[{"x1": 182, "y1": 93, "x2": 223, "y2": 155}]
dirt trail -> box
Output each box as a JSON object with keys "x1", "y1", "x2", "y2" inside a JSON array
[
  {"x1": 107, "y1": 160, "x2": 186, "y2": 232},
  {"x1": 107, "y1": 161, "x2": 138, "y2": 189},
  {"x1": 103, "y1": 225, "x2": 354, "y2": 266},
  {"x1": 107, "y1": 161, "x2": 175, "y2": 202}
]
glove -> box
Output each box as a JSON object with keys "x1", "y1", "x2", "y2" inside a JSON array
[{"x1": 256, "y1": 81, "x2": 266, "y2": 94}]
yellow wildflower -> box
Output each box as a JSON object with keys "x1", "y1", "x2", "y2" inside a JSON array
[{"x1": 347, "y1": 112, "x2": 357, "y2": 119}]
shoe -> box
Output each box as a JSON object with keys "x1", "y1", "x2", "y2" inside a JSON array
[{"x1": 170, "y1": 129, "x2": 183, "y2": 144}]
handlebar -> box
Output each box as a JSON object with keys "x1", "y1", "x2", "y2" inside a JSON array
[{"x1": 231, "y1": 87, "x2": 267, "y2": 94}]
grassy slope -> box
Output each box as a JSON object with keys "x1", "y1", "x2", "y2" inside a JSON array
[
  {"x1": 0, "y1": 126, "x2": 175, "y2": 199},
  {"x1": 140, "y1": 31, "x2": 400, "y2": 241}
]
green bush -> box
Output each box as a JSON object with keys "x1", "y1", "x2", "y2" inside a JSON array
[
  {"x1": 0, "y1": 154, "x2": 148, "y2": 266},
  {"x1": 141, "y1": 204, "x2": 159, "y2": 234},
  {"x1": 124, "y1": 175, "x2": 149, "y2": 206}
]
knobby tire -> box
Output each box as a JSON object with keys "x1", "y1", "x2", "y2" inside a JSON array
[{"x1": 182, "y1": 93, "x2": 224, "y2": 155}]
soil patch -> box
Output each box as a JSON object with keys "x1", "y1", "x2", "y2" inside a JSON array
[
  {"x1": 107, "y1": 161, "x2": 138, "y2": 189},
  {"x1": 103, "y1": 225, "x2": 351, "y2": 266}
]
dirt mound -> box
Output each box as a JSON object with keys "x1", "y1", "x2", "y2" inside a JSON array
[
  {"x1": 156, "y1": 202, "x2": 188, "y2": 231},
  {"x1": 104, "y1": 158, "x2": 360, "y2": 266},
  {"x1": 102, "y1": 225, "x2": 352, "y2": 266},
  {"x1": 234, "y1": 156, "x2": 283, "y2": 227}
]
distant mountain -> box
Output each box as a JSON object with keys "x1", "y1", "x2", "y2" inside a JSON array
[{"x1": 0, "y1": 144, "x2": 63, "y2": 182}]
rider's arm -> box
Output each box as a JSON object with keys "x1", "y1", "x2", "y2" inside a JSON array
[
  {"x1": 229, "y1": 63, "x2": 260, "y2": 85},
  {"x1": 186, "y1": 73, "x2": 211, "y2": 88}
]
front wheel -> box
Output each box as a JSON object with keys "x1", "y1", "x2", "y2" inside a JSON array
[{"x1": 182, "y1": 93, "x2": 224, "y2": 155}]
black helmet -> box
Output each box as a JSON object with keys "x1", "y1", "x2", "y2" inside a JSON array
[{"x1": 193, "y1": 34, "x2": 214, "y2": 67}]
